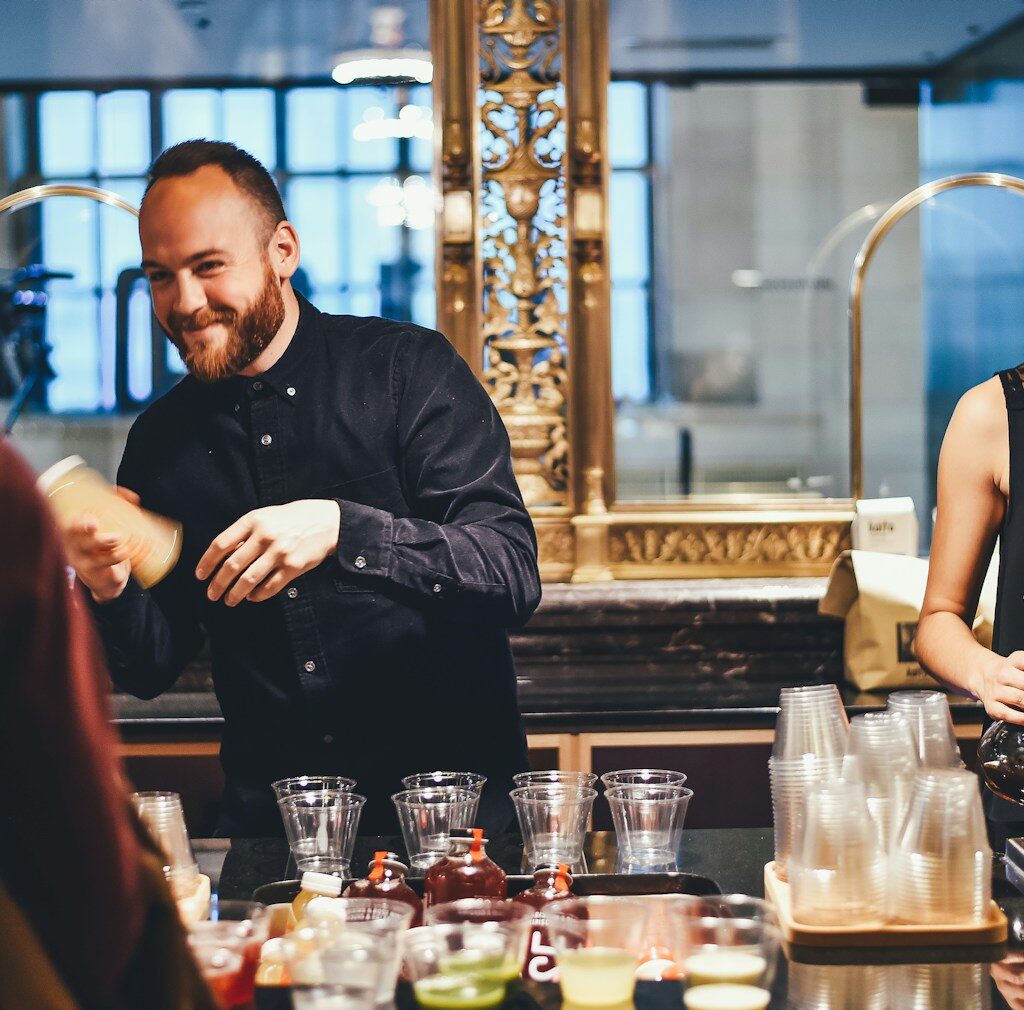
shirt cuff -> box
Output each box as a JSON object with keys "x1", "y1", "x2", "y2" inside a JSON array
[
  {"x1": 334, "y1": 499, "x2": 394, "y2": 579},
  {"x1": 84, "y1": 575, "x2": 147, "y2": 623}
]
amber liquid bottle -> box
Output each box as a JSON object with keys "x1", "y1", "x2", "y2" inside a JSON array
[
  {"x1": 512, "y1": 865, "x2": 573, "y2": 982},
  {"x1": 424, "y1": 828, "x2": 507, "y2": 908},
  {"x1": 344, "y1": 850, "x2": 424, "y2": 926}
]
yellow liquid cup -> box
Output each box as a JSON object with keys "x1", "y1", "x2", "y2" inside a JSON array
[{"x1": 39, "y1": 455, "x2": 182, "y2": 588}]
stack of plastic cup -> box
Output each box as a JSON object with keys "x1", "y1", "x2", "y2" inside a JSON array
[
  {"x1": 891, "y1": 768, "x2": 992, "y2": 925},
  {"x1": 769, "y1": 685, "x2": 849, "y2": 881},
  {"x1": 130, "y1": 791, "x2": 201, "y2": 901},
  {"x1": 605, "y1": 784, "x2": 693, "y2": 871},
  {"x1": 887, "y1": 691, "x2": 962, "y2": 769},
  {"x1": 786, "y1": 963, "x2": 890, "y2": 1010},
  {"x1": 788, "y1": 780, "x2": 888, "y2": 927},
  {"x1": 391, "y1": 787, "x2": 477, "y2": 870},
  {"x1": 542, "y1": 897, "x2": 650, "y2": 1006},
  {"x1": 510, "y1": 785, "x2": 596, "y2": 870},
  {"x1": 841, "y1": 711, "x2": 919, "y2": 854},
  {"x1": 277, "y1": 790, "x2": 366, "y2": 875}
]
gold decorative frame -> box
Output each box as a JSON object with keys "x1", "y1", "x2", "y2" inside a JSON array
[{"x1": 433, "y1": 0, "x2": 856, "y2": 580}]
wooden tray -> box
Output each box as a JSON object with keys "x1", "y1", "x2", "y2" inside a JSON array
[
  {"x1": 254, "y1": 869, "x2": 720, "y2": 906},
  {"x1": 764, "y1": 861, "x2": 1008, "y2": 948}
]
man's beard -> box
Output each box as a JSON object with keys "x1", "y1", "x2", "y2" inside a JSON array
[{"x1": 167, "y1": 263, "x2": 285, "y2": 383}]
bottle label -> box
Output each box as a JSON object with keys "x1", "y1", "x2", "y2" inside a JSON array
[{"x1": 525, "y1": 926, "x2": 559, "y2": 983}]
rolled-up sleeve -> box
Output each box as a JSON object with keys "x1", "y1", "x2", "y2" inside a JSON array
[{"x1": 334, "y1": 331, "x2": 541, "y2": 626}]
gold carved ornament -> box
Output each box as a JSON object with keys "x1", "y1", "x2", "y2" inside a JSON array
[{"x1": 479, "y1": 0, "x2": 570, "y2": 510}]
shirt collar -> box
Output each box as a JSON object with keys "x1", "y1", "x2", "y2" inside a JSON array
[{"x1": 247, "y1": 293, "x2": 319, "y2": 404}]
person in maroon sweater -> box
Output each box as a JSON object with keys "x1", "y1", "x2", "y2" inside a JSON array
[{"x1": 0, "y1": 438, "x2": 214, "y2": 1009}]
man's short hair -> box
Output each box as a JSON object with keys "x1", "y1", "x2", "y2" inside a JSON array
[{"x1": 143, "y1": 139, "x2": 286, "y2": 240}]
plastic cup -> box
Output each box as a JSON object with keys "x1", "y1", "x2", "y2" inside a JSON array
[
  {"x1": 542, "y1": 897, "x2": 649, "y2": 1006},
  {"x1": 891, "y1": 769, "x2": 992, "y2": 925},
  {"x1": 401, "y1": 922, "x2": 525, "y2": 1009},
  {"x1": 425, "y1": 899, "x2": 532, "y2": 976},
  {"x1": 272, "y1": 776, "x2": 357, "y2": 801},
  {"x1": 402, "y1": 773, "x2": 485, "y2": 821},
  {"x1": 892, "y1": 963, "x2": 989, "y2": 1010},
  {"x1": 788, "y1": 780, "x2": 887, "y2": 927},
  {"x1": 786, "y1": 963, "x2": 889, "y2": 1010},
  {"x1": 130, "y1": 791, "x2": 200, "y2": 900},
  {"x1": 278, "y1": 790, "x2": 366, "y2": 875},
  {"x1": 300, "y1": 897, "x2": 413, "y2": 1003},
  {"x1": 600, "y1": 769, "x2": 688, "y2": 789},
  {"x1": 510, "y1": 785, "x2": 597, "y2": 870},
  {"x1": 773, "y1": 685, "x2": 849, "y2": 762},
  {"x1": 768, "y1": 754, "x2": 844, "y2": 881},
  {"x1": 841, "y1": 711, "x2": 918, "y2": 853},
  {"x1": 392, "y1": 787, "x2": 477, "y2": 870},
  {"x1": 887, "y1": 691, "x2": 962, "y2": 769},
  {"x1": 188, "y1": 899, "x2": 269, "y2": 1007},
  {"x1": 605, "y1": 785, "x2": 692, "y2": 869},
  {"x1": 285, "y1": 924, "x2": 386, "y2": 1010},
  {"x1": 512, "y1": 770, "x2": 598, "y2": 789}
]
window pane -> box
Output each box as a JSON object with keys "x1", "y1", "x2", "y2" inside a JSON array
[
  {"x1": 98, "y1": 90, "x2": 150, "y2": 175},
  {"x1": 608, "y1": 81, "x2": 647, "y2": 169},
  {"x1": 99, "y1": 178, "x2": 145, "y2": 287},
  {"x1": 47, "y1": 293, "x2": 101, "y2": 411},
  {"x1": 408, "y1": 84, "x2": 433, "y2": 173},
  {"x1": 223, "y1": 89, "x2": 277, "y2": 168},
  {"x1": 128, "y1": 285, "x2": 154, "y2": 402},
  {"x1": 412, "y1": 286, "x2": 435, "y2": 329},
  {"x1": 348, "y1": 176, "x2": 400, "y2": 285},
  {"x1": 42, "y1": 194, "x2": 98, "y2": 290},
  {"x1": 286, "y1": 88, "x2": 340, "y2": 170},
  {"x1": 609, "y1": 171, "x2": 649, "y2": 282},
  {"x1": 311, "y1": 288, "x2": 346, "y2": 315},
  {"x1": 287, "y1": 177, "x2": 343, "y2": 288},
  {"x1": 40, "y1": 92, "x2": 96, "y2": 176},
  {"x1": 345, "y1": 86, "x2": 398, "y2": 170},
  {"x1": 163, "y1": 89, "x2": 219, "y2": 148},
  {"x1": 611, "y1": 285, "x2": 650, "y2": 401}
]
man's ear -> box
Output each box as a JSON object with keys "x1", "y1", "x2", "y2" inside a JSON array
[{"x1": 268, "y1": 220, "x2": 301, "y2": 280}]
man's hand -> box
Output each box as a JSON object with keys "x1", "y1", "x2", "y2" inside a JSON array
[
  {"x1": 61, "y1": 487, "x2": 140, "y2": 603},
  {"x1": 971, "y1": 650, "x2": 1024, "y2": 726},
  {"x1": 196, "y1": 500, "x2": 342, "y2": 606}
]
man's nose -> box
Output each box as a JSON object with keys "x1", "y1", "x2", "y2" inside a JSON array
[{"x1": 172, "y1": 272, "x2": 207, "y2": 316}]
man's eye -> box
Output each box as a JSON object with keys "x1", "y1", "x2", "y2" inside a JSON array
[
  {"x1": 197, "y1": 261, "x2": 223, "y2": 273},
  {"x1": 146, "y1": 272, "x2": 170, "y2": 284}
]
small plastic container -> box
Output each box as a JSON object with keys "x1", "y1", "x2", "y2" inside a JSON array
[
  {"x1": 345, "y1": 850, "x2": 424, "y2": 926},
  {"x1": 289, "y1": 870, "x2": 343, "y2": 930},
  {"x1": 255, "y1": 937, "x2": 290, "y2": 987},
  {"x1": 424, "y1": 829, "x2": 507, "y2": 908}
]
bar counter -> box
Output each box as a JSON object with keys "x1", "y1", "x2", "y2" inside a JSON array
[{"x1": 199, "y1": 829, "x2": 1024, "y2": 1010}]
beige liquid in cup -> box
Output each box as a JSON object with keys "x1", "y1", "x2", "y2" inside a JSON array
[
  {"x1": 683, "y1": 951, "x2": 766, "y2": 986},
  {"x1": 557, "y1": 948, "x2": 637, "y2": 1005},
  {"x1": 38, "y1": 456, "x2": 181, "y2": 588}
]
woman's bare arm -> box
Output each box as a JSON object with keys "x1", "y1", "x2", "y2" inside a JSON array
[{"x1": 916, "y1": 376, "x2": 1024, "y2": 724}]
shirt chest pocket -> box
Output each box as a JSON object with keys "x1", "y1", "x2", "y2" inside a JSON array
[{"x1": 315, "y1": 465, "x2": 407, "y2": 514}]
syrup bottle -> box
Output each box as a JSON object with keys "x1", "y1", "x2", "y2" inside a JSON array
[
  {"x1": 344, "y1": 850, "x2": 424, "y2": 926},
  {"x1": 424, "y1": 828, "x2": 507, "y2": 908},
  {"x1": 512, "y1": 864, "x2": 572, "y2": 982}
]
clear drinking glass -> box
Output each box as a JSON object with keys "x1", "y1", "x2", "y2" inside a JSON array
[
  {"x1": 510, "y1": 785, "x2": 596, "y2": 870},
  {"x1": 605, "y1": 785, "x2": 692, "y2": 870},
  {"x1": 392, "y1": 787, "x2": 477, "y2": 870},
  {"x1": 285, "y1": 924, "x2": 386, "y2": 1010},
  {"x1": 277, "y1": 790, "x2": 366, "y2": 875},
  {"x1": 271, "y1": 775, "x2": 357, "y2": 801},
  {"x1": 600, "y1": 768, "x2": 688, "y2": 789},
  {"x1": 188, "y1": 899, "x2": 269, "y2": 1007}
]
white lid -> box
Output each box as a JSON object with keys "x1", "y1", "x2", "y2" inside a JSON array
[
  {"x1": 37, "y1": 455, "x2": 87, "y2": 493},
  {"x1": 855, "y1": 496, "x2": 914, "y2": 516},
  {"x1": 301, "y1": 870, "x2": 343, "y2": 896}
]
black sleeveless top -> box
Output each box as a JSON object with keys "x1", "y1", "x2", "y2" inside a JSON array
[{"x1": 985, "y1": 365, "x2": 1024, "y2": 823}]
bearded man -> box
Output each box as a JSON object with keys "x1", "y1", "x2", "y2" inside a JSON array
[{"x1": 62, "y1": 140, "x2": 540, "y2": 837}]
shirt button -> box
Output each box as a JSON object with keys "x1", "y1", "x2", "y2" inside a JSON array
[
  {"x1": 433, "y1": 583, "x2": 443, "y2": 594},
  {"x1": 304, "y1": 660, "x2": 316, "y2": 673},
  {"x1": 287, "y1": 386, "x2": 296, "y2": 396},
  {"x1": 354, "y1": 555, "x2": 367, "y2": 569},
  {"x1": 287, "y1": 587, "x2": 298, "y2": 599},
  {"x1": 234, "y1": 403, "x2": 240, "y2": 412},
  {"x1": 260, "y1": 434, "x2": 272, "y2": 446},
  {"x1": 323, "y1": 734, "x2": 334, "y2": 745},
  {"x1": 252, "y1": 380, "x2": 263, "y2": 391}
]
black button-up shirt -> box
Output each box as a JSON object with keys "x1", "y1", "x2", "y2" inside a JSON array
[{"x1": 90, "y1": 296, "x2": 540, "y2": 834}]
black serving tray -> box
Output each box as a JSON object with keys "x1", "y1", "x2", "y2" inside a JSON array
[{"x1": 253, "y1": 870, "x2": 720, "y2": 906}]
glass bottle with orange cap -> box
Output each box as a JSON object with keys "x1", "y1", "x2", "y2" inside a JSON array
[
  {"x1": 344, "y1": 850, "x2": 424, "y2": 926},
  {"x1": 424, "y1": 828, "x2": 507, "y2": 908},
  {"x1": 513, "y1": 865, "x2": 573, "y2": 982}
]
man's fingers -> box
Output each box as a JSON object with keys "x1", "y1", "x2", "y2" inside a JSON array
[
  {"x1": 115, "y1": 485, "x2": 141, "y2": 506},
  {"x1": 224, "y1": 555, "x2": 278, "y2": 607},
  {"x1": 247, "y1": 569, "x2": 291, "y2": 603},
  {"x1": 197, "y1": 515, "x2": 253, "y2": 581},
  {"x1": 988, "y1": 701, "x2": 1024, "y2": 726},
  {"x1": 206, "y1": 536, "x2": 267, "y2": 601}
]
